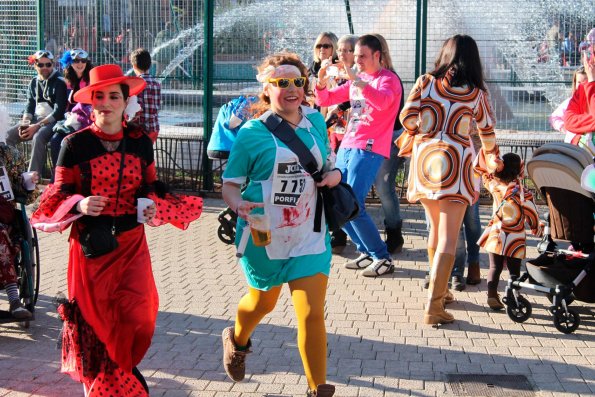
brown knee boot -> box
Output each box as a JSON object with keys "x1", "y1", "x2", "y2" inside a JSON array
[
  {"x1": 424, "y1": 253, "x2": 456, "y2": 325},
  {"x1": 428, "y1": 248, "x2": 453, "y2": 305}
]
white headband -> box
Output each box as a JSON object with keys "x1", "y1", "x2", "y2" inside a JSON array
[{"x1": 256, "y1": 64, "x2": 302, "y2": 89}]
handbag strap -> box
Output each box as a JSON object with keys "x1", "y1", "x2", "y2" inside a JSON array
[
  {"x1": 260, "y1": 110, "x2": 324, "y2": 232},
  {"x1": 111, "y1": 134, "x2": 127, "y2": 236}
]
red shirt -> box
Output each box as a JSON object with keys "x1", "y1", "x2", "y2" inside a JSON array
[{"x1": 564, "y1": 81, "x2": 595, "y2": 134}]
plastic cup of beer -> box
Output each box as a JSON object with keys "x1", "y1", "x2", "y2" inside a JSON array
[
  {"x1": 18, "y1": 119, "x2": 30, "y2": 134},
  {"x1": 137, "y1": 197, "x2": 155, "y2": 223},
  {"x1": 248, "y1": 213, "x2": 271, "y2": 247}
]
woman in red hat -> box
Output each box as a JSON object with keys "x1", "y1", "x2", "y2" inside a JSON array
[{"x1": 31, "y1": 64, "x2": 203, "y2": 396}]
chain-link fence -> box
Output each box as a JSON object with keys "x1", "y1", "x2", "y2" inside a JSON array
[{"x1": 1, "y1": 0, "x2": 593, "y2": 192}]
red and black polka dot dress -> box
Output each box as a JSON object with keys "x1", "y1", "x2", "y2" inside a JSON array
[{"x1": 32, "y1": 124, "x2": 203, "y2": 395}]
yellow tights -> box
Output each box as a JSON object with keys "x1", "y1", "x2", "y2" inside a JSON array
[{"x1": 234, "y1": 273, "x2": 329, "y2": 390}]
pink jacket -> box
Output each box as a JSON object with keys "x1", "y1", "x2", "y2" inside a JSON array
[{"x1": 315, "y1": 68, "x2": 401, "y2": 158}]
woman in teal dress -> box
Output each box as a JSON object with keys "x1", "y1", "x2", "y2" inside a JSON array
[{"x1": 221, "y1": 52, "x2": 341, "y2": 397}]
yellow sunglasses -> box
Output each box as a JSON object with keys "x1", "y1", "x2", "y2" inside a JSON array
[{"x1": 268, "y1": 77, "x2": 307, "y2": 88}]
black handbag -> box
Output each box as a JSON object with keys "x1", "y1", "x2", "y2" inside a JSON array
[
  {"x1": 260, "y1": 111, "x2": 359, "y2": 233},
  {"x1": 78, "y1": 135, "x2": 127, "y2": 258}
]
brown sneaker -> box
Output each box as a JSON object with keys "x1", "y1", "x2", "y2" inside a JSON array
[
  {"x1": 306, "y1": 384, "x2": 335, "y2": 397},
  {"x1": 9, "y1": 301, "x2": 32, "y2": 320},
  {"x1": 222, "y1": 327, "x2": 251, "y2": 382}
]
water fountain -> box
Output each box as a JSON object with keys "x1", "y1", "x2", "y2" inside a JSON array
[{"x1": 153, "y1": 0, "x2": 592, "y2": 138}]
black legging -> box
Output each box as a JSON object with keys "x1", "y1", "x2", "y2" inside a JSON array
[{"x1": 487, "y1": 253, "x2": 522, "y2": 296}]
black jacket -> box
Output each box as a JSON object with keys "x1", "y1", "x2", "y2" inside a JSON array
[{"x1": 24, "y1": 70, "x2": 68, "y2": 124}]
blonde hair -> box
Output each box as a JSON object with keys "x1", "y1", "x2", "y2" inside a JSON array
[
  {"x1": 572, "y1": 66, "x2": 587, "y2": 95},
  {"x1": 372, "y1": 33, "x2": 394, "y2": 71},
  {"x1": 312, "y1": 32, "x2": 338, "y2": 63}
]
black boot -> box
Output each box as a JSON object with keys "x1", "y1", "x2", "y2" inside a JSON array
[
  {"x1": 331, "y1": 229, "x2": 347, "y2": 254},
  {"x1": 385, "y1": 221, "x2": 404, "y2": 254}
]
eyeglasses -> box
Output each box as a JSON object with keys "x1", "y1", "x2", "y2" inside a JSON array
[
  {"x1": 32, "y1": 50, "x2": 54, "y2": 60},
  {"x1": 315, "y1": 44, "x2": 333, "y2": 50},
  {"x1": 338, "y1": 49, "x2": 354, "y2": 54},
  {"x1": 72, "y1": 59, "x2": 88, "y2": 64},
  {"x1": 268, "y1": 77, "x2": 307, "y2": 88},
  {"x1": 70, "y1": 49, "x2": 89, "y2": 59},
  {"x1": 36, "y1": 62, "x2": 53, "y2": 68}
]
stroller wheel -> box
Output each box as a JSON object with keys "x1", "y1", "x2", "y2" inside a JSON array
[
  {"x1": 546, "y1": 293, "x2": 575, "y2": 306},
  {"x1": 553, "y1": 308, "x2": 580, "y2": 334},
  {"x1": 217, "y1": 224, "x2": 235, "y2": 245},
  {"x1": 506, "y1": 296, "x2": 532, "y2": 323}
]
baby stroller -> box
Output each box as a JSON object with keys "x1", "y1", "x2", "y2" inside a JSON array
[
  {"x1": 503, "y1": 142, "x2": 594, "y2": 334},
  {"x1": 208, "y1": 96, "x2": 257, "y2": 245}
]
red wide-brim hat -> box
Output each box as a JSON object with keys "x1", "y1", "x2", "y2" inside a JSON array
[{"x1": 73, "y1": 64, "x2": 146, "y2": 104}]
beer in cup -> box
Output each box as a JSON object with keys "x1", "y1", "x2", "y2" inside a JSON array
[
  {"x1": 18, "y1": 119, "x2": 30, "y2": 135},
  {"x1": 248, "y1": 213, "x2": 271, "y2": 247}
]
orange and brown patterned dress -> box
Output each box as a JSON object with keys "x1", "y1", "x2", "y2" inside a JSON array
[
  {"x1": 477, "y1": 178, "x2": 543, "y2": 259},
  {"x1": 397, "y1": 73, "x2": 501, "y2": 204}
]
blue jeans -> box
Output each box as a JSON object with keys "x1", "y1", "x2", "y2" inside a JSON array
[
  {"x1": 452, "y1": 201, "x2": 482, "y2": 277},
  {"x1": 336, "y1": 148, "x2": 390, "y2": 260},
  {"x1": 374, "y1": 129, "x2": 405, "y2": 229}
]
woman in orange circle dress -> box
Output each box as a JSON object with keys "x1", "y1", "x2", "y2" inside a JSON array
[{"x1": 397, "y1": 34, "x2": 502, "y2": 325}]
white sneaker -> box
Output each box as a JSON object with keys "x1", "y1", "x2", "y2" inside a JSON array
[
  {"x1": 362, "y1": 258, "x2": 395, "y2": 277},
  {"x1": 344, "y1": 253, "x2": 373, "y2": 269}
]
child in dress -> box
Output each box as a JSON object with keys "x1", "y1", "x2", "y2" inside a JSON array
[{"x1": 477, "y1": 153, "x2": 543, "y2": 310}]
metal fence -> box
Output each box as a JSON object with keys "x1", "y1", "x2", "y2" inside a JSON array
[{"x1": 1, "y1": 0, "x2": 594, "y2": 193}]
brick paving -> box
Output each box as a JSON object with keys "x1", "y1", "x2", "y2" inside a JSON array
[{"x1": 0, "y1": 198, "x2": 594, "y2": 397}]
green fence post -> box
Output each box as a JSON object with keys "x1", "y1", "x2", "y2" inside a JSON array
[
  {"x1": 414, "y1": 0, "x2": 428, "y2": 77},
  {"x1": 420, "y1": 0, "x2": 427, "y2": 74},
  {"x1": 95, "y1": 0, "x2": 103, "y2": 64},
  {"x1": 344, "y1": 0, "x2": 354, "y2": 35},
  {"x1": 36, "y1": 0, "x2": 44, "y2": 49},
  {"x1": 202, "y1": 0, "x2": 214, "y2": 191}
]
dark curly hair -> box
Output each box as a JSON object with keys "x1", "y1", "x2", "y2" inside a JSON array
[
  {"x1": 64, "y1": 61, "x2": 93, "y2": 94},
  {"x1": 494, "y1": 152, "x2": 522, "y2": 183}
]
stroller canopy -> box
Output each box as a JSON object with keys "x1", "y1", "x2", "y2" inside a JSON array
[{"x1": 527, "y1": 142, "x2": 593, "y2": 199}]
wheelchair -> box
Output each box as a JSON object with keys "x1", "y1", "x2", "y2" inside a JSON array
[{"x1": 0, "y1": 200, "x2": 41, "y2": 328}]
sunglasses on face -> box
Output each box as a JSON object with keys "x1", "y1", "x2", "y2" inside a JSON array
[
  {"x1": 316, "y1": 44, "x2": 333, "y2": 50},
  {"x1": 72, "y1": 59, "x2": 87, "y2": 64},
  {"x1": 70, "y1": 49, "x2": 89, "y2": 59},
  {"x1": 36, "y1": 62, "x2": 52, "y2": 68},
  {"x1": 268, "y1": 77, "x2": 307, "y2": 88}
]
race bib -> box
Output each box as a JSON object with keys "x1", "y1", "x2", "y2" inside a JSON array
[
  {"x1": 271, "y1": 161, "x2": 306, "y2": 207},
  {"x1": 0, "y1": 166, "x2": 15, "y2": 201}
]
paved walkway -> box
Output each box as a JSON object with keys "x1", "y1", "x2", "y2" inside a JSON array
[{"x1": 0, "y1": 199, "x2": 593, "y2": 397}]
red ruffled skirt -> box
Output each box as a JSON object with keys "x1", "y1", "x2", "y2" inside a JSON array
[{"x1": 60, "y1": 224, "x2": 158, "y2": 396}]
